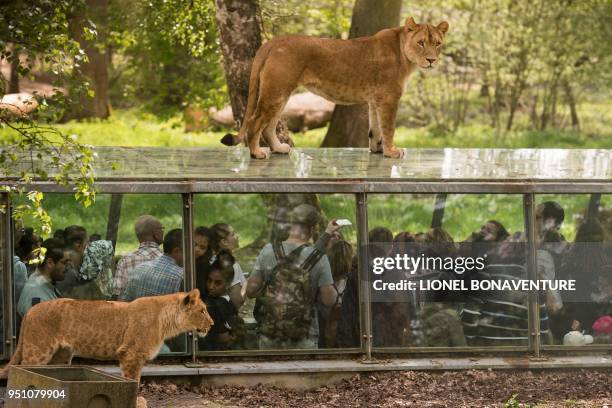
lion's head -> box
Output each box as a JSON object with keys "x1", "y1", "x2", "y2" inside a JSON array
[
  {"x1": 178, "y1": 289, "x2": 213, "y2": 338},
  {"x1": 402, "y1": 16, "x2": 449, "y2": 71}
]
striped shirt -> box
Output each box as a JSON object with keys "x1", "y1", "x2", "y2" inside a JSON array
[
  {"x1": 121, "y1": 254, "x2": 183, "y2": 301},
  {"x1": 114, "y1": 242, "x2": 162, "y2": 297},
  {"x1": 461, "y1": 263, "x2": 550, "y2": 346}
]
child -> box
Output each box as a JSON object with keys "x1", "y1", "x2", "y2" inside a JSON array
[{"x1": 199, "y1": 251, "x2": 244, "y2": 350}]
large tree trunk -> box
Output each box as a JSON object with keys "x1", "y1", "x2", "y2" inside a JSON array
[
  {"x1": 215, "y1": 0, "x2": 292, "y2": 145},
  {"x1": 321, "y1": 0, "x2": 402, "y2": 148},
  {"x1": 69, "y1": 0, "x2": 110, "y2": 119},
  {"x1": 215, "y1": 0, "x2": 261, "y2": 128}
]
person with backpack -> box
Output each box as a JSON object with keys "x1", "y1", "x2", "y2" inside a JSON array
[{"x1": 246, "y1": 204, "x2": 343, "y2": 349}]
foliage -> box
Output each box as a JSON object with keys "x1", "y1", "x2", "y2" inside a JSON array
[
  {"x1": 504, "y1": 394, "x2": 521, "y2": 408},
  {"x1": 403, "y1": 0, "x2": 612, "y2": 135},
  {"x1": 107, "y1": 0, "x2": 226, "y2": 114},
  {"x1": 260, "y1": 0, "x2": 354, "y2": 39},
  {"x1": 0, "y1": 0, "x2": 96, "y2": 236}
]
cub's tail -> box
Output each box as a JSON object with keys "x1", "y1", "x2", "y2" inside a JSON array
[
  {"x1": 220, "y1": 41, "x2": 274, "y2": 147},
  {"x1": 0, "y1": 320, "x2": 24, "y2": 378}
]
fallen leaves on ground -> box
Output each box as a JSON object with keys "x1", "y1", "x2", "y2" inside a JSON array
[{"x1": 141, "y1": 369, "x2": 611, "y2": 408}]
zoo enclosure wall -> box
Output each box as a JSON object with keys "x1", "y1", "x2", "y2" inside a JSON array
[{"x1": 0, "y1": 147, "x2": 610, "y2": 363}]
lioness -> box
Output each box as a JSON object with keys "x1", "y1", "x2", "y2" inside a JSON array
[
  {"x1": 0, "y1": 289, "x2": 212, "y2": 383},
  {"x1": 221, "y1": 16, "x2": 449, "y2": 159}
]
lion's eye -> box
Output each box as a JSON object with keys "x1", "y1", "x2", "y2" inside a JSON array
[
  {"x1": 435, "y1": 42, "x2": 441, "y2": 47},
  {"x1": 418, "y1": 41, "x2": 425, "y2": 47}
]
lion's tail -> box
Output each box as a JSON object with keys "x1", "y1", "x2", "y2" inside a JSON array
[
  {"x1": 220, "y1": 41, "x2": 274, "y2": 147},
  {"x1": 0, "y1": 318, "x2": 25, "y2": 378}
]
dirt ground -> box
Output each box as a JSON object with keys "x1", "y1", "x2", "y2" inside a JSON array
[{"x1": 141, "y1": 369, "x2": 611, "y2": 408}]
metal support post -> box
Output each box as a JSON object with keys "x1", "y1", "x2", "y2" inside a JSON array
[
  {"x1": 182, "y1": 193, "x2": 197, "y2": 363},
  {"x1": 356, "y1": 193, "x2": 373, "y2": 361},
  {"x1": 523, "y1": 193, "x2": 540, "y2": 357},
  {"x1": 1, "y1": 193, "x2": 15, "y2": 358}
]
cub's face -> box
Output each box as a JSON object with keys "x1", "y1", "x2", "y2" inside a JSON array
[
  {"x1": 402, "y1": 17, "x2": 449, "y2": 71},
  {"x1": 180, "y1": 289, "x2": 214, "y2": 337}
]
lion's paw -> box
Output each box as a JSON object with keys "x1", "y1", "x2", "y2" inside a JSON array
[
  {"x1": 383, "y1": 147, "x2": 405, "y2": 159},
  {"x1": 273, "y1": 143, "x2": 291, "y2": 154},
  {"x1": 137, "y1": 395, "x2": 148, "y2": 408},
  {"x1": 251, "y1": 147, "x2": 271, "y2": 160},
  {"x1": 369, "y1": 140, "x2": 383, "y2": 154}
]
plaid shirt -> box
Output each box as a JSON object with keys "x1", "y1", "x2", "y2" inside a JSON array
[
  {"x1": 121, "y1": 254, "x2": 183, "y2": 301},
  {"x1": 114, "y1": 242, "x2": 162, "y2": 297}
]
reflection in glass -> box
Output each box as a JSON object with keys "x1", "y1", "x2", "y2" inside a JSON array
[
  {"x1": 194, "y1": 193, "x2": 358, "y2": 351},
  {"x1": 368, "y1": 194, "x2": 535, "y2": 348},
  {"x1": 542, "y1": 194, "x2": 612, "y2": 345},
  {"x1": 13, "y1": 193, "x2": 186, "y2": 354}
]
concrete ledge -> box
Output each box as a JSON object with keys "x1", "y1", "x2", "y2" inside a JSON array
[{"x1": 96, "y1": 355, "x2": 612, "y2": 378}]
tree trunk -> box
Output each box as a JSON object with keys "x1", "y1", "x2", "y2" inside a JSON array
[
  {"x1": 321, "y1": 0, "x2": 402, "y2": 148},
  {"x1": 529, "y1": 94, "x2": 539, "y2": 128},
  {"x1": 105, "y1": 193, "x2": 123, "y2": 254},
  {"x1": 506, "y1": 49, "x2": 528, "y2": 131},
  {"x1": 69, "y1": 0, "x2": 110, "y2": 119},
  {"x1": 562, "y1": 79, "x2": 580, "y2": 131},
  {"x1": 215, "y1": 0, "x2": 292, "y2": 146},
  {"x1": 506, "y1": 94, "x2": 520, "y2": 131},
  {"x1": 215, "y1": 0, "x2": 309, "y2": 262},
  {"x1": 479, "y1": 82, "x2": 489, "y2": 98},
  {"x1": 215, "y1": 0, "x2": 261, "y2": 128},
  {"x1": 540, "y1": 76, "x2": 559, "y2": 131},
  {"x1": 491, "y1": 76, "x2": 502, "y2": 129}
]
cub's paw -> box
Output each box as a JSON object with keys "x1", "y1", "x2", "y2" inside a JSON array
[
  {"x1": 250, "y1": 147, "x2": 271, "y2": 160},
  {"x1": 383, "y1": 147, "x2": 405, "y2": 158},
  {"x1": 272, "y1": 143, "x2": 291, "y2": 154},
  {"x1": 137, "y1": 395, "x2": 148, "y2": 408}
]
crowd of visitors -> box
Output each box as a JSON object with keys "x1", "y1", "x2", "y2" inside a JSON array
[
  {"x1": 367, "y1": 201, "x2": 612, "y2": 347},
  {"x1": 7, "y1": 199, "x2": 611, "y2": 351}
]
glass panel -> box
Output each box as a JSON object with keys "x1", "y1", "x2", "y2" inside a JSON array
[
  {"x1": 193, "y1": 193, "x2": 359, "y2": 352},
  {"x1": 368, "y1": 193, "x2": 534, "y2": 348},
  {"x1": 11, "y1": 147, "x2": 612, "y2": 182},
  {"x1": 537, "y1": 194, "x2": 612, "y2": 346},
  {"x1": 14, "y1": 193, "x2": 187, "y2": 354}
]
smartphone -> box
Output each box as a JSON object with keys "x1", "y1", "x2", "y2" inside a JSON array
[{"x1": 334, "y1": 219, "x2": 352, "y2": 226}]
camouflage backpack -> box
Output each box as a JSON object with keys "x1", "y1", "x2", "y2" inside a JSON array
[{"x1": 258, "y1": 241, "x2": 324, "y2": 341}]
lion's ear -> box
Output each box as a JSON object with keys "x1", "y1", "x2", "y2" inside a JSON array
[
  {"x1": 404, "y1": 16, "x2": 418, "y2": 32},
  {"x1": 437, "y1": 21, "x2": 449, "y2": 35},
  {"x1": 183, "y1": 289, "x2": 200, "y2": 306}
]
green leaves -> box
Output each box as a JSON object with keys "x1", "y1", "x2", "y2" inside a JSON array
[
  {"x1": 0, "y1": 0, "x2": 97, "y2": 238},
  {"x1": 261, "y1": 0, "x2": 353, "y2": 39},
  {"x1": 399, "y1": 0, "x2": 610, "y2": 134},
  {"x1": 109, "y1": 0, "x2": 226, "y2": 113}
]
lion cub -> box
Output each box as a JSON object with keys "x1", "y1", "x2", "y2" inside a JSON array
[
  {"x1": 1, "y1": 289, "x2": 212, "y2": 383},
  {"x1": 222, "y1": 16, "x2": 449, "y2": 159}
]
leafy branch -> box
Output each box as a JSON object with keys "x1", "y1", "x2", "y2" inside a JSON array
[{"x1": 0, "y1": 0, "x2": 96, "y2": 237}]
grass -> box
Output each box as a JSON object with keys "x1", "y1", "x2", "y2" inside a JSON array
[
  {"x1": 5, "y1": 99, "x2": 607, "y2": 149},
  {"x1": 4, "y1": 101, "x2": 611, "y2": 259}
]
